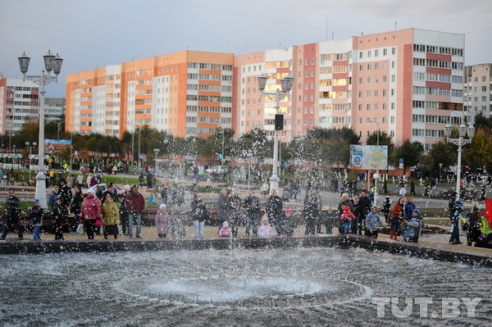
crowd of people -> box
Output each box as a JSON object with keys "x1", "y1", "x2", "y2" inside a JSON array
[{"x1": 0, "y1": 173, "x2": 487, "y2": 246}]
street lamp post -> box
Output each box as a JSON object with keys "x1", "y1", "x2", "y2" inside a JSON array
[
  {"x1": 221, "y1": 129, "x2": 225, "y2": 165},
  {"x1": 25, "y1": 142, "x2": 37, "y2": 185},
  {"x1": 12, "y1": 145, "x2": 16, "y2": 169},
  {"x1": 258, "y1": 74, "x2": 294, "y2": 192},
  {"x1": 444, "y1": 122, "x2": 475, "y2": 200},
  {"x1": 18, "y1": 50, "x2": 63, "y2": 209},
  {"x1": 138, "y1": 128, "x2": 141, "y2": 169},
  {"x1": 57, "y1": 120, "x2": 64, "y2": 140},
  {"x1": 368, "y1": 120, "x2": 381, "y2": 206},
  {"x1": 439, "y1": 162, "x2": 443, "y2": 184},
  {"x1": 153, "y1": 148, "x2": 159, "y2": 192}
]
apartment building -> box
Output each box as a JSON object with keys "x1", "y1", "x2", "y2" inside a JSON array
[
  {"x1": 66, "y1": 51, "x2": 234, "y2": 139},
  {"x1": 64, "y1": 28, "x2": 465, "y2": 150},
  {"x1": 0, "y1": 77, "x2": 62, "y2": 135},
  {"x1": 234, "y1": 28, "x2": 465, "y2": 150},
  {"x1": 464, "y1": 63, "x2": 492, "y2": 119}
]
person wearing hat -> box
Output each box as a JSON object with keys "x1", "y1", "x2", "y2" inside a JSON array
[
  {"x1": 155, "y1": 204, "x2": 169, "y2": 238},
  {"x1": 30, "y1": 199, "x2": 44, "y2": 240},
  {"x1": 381, "y1": 196, "x2": 392, "y2": 224},
  {"x1": 81, "y1": 187, "x2": 102, "y2": 239}
]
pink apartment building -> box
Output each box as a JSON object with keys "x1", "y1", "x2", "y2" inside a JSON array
[{"x1": 234, "y1": 28, "x2": 465, "y2": 150}]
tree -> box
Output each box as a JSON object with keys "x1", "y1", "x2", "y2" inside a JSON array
[
  {"x1": 418, "y1": 141, "x2": 456, "y2": 177},
  {"x1": 366, "y1": 131, "x2": 394, "y2": 161},
  {"x1": 474, "y1": 112, "x2": 492, "y2": 129},
  {"x1": 463, "y1": 127, "x2": 492, "y2": 172},
  {"x1": 390, "y1": 140, "x2": 424, "y2": 173},
  {"x1": 304, "y1": 127, "x2": 360, "y2": 168}
]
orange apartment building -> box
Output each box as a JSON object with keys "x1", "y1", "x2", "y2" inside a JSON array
[
  {"x1": 66, "y1": 29, "x2": 465, "y2": 150},
  {"x1": 66, "y1": 51, "x2": 234, "y2": 139}
]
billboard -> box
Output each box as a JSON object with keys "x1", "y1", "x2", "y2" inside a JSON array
[{"x1": 350, "y1": 145, "x2": 388, "y2": 170}]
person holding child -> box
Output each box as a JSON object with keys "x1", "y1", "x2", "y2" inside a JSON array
[{"x1": 339, "y1": 203, "x2": 356, "y2": 234}]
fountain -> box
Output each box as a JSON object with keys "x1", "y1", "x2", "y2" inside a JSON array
[{"x1": 0, "y1": 242, "x2": 490, "y2": 326}]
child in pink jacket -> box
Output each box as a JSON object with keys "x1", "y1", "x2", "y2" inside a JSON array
[
  {"x1": 155, "y1": 204, "x2": 169, "y2": 238},
  {"x1": 218, "y1": 221, "x2": 231, "y2": 237},
  {"x1": 258, "y1": 216, "x2": 272, "y2": 238}
]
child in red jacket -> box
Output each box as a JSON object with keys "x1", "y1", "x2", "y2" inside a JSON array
[{"x1": 340, "y1": 204, "x2": 355, "y2": 234}]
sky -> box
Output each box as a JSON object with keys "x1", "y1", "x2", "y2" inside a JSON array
[{"x1": 1, "y1": 0, "x2": 491, "y2": 97}]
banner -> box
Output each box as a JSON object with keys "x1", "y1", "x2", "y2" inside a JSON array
[{"x1": 350, "y1": 145, "x2": 388, "y2": 170}]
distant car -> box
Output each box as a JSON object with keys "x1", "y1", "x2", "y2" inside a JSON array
[
  {"x1": 82, "y1": 183, "x2": 125, "y2": 196},
  {"x1": 206, "y1": 165, "x2": 225, "y2": 174}
]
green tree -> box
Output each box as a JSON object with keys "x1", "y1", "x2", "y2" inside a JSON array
[
  {"x1": 463, "y1": 127, "x2": 492, "y2": 172},
  {"x1": 366, "y1": 131, "x2": 394, "y2": 162},
  {"x1": 417, "y1": 141, "x2": 456, "y2": 177},
  {"x1": 390, "y1": 140, "x2": 424, "y2": 173}
]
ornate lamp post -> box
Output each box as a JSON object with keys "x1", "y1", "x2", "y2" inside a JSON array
[
  {"x1": 18, "y1": 50, "x2": 63, "y2": 208},
  {"x1": 258, "y1": 74, "x2": 293, "y2": 191},
  {"x1": 25, "y1": 141, "x2": 37, "y2": 184},
  {"x1": 444, "y1": 122, "x2": 475, "y2": 200}
]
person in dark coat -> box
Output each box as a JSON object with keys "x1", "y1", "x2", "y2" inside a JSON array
[
  {"x1": 1, "y1": 188, "x2": 23, "y2": 240},
  {"x1": 58, "y1": 178, "x2": 73, "y2": 209},
  {"x1": 243, "y1": 192, "x2": 261, "y2": 237},
  {"x1": 52, "y1": 196, "x2": 68, "y2": 241},
  {"x1": 357, "y1": 190, "x2": 372, "y2": 235},
  {"x1": 70, "y1": 185, "x2": 84, "y2": 231},
  {"x1": 266, "y1": 189, "x2": 283, "y2": 235},
  {"x1": 449, "y1": 199, "x2": 463, "y2": 245},
  {"x1": 381, "y1": 196, "x2": 392, "y2": 224},
  {"x1": 30, "y1": 198, "x2": 44, "y2": 240}
]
